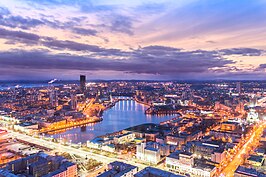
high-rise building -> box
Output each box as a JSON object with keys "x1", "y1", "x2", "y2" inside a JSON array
[
  {"x1": 71, "y1": 94, "x2": 77, "y2": 110},
  {"x1": 80, "y1": 75, "x2": 86, "y2": 92},
  {"x1": 236, "y1": 82, "x2": 242, "y2": 94},
  {"x1": 49, "y1": 90, "x2": 58, "y2": 107}
]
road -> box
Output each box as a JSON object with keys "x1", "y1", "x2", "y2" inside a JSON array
[
  {"x1": 5, "y1": 131, "x2": 148, "y2": 170},
  {"x1": 216, "y1": 122, "x2": 265, "y2": 177}
]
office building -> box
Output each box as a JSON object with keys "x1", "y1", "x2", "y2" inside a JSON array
[
  {"x1": 0, "y1": 153, "x2": 77, "y2": 177},
  {"x1": 70, "y1": 94, "x2": 77, "y2": 110},
  {"x1": 49, "y1": 90, "x2": 58, "y2": 107},
  {"x1": 80, "y1": 75, "x2": 86, "y2": 91}
]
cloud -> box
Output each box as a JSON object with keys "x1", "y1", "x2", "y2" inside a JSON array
[
  {"x1": 0, "y1": 6, "x2": 10, "y2": 16},
  {"x1": 219, "y1": 48, "x2": 263, "y2": 56},
  {"x1": 42, "y1": 39, "x2": 106, "y2": 53},
  {"x1": 0, "y1": 28, "x2": 40, "y2": 44},
  {"x1": 109, "y1": 15, "x2": 134, "y2": 35},
  {"x1": 0, "y1": 45, "x2": 235, "y2": 78},
  {"x1": 0, "y1": 6, "x2": 99, "y2": 36},
  {"x1": 256, "y1": 64, "x2": 266, "y2": 71},
  {"x1": 0, "y1": 15, "x2": 44, "y2": 29},
  {"x1": 71, "y1": 27, "x2": 98, "y2": 36},
  {"x1": 0, "y1": 27, "x2": 121, "y2": 54},
  {"x1": 126, "y1": 47, "x2": 234, "y2": 75}
]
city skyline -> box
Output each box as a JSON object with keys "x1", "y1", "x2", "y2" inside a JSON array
[{"x1": 0, "y1": 0, "x2": 266, "y2": 80}]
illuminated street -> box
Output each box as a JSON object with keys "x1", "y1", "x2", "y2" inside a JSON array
[
  {"x1": 3, "y1": 130, "x2": 148, "y2": 170},
  {"x1": 216, "y1": 122, "x2": 266, "y2": 177}
]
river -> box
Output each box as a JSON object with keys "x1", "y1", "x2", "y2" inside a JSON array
[{"x1": 50, "y1": 99, "x2": 176, "y2": 143}]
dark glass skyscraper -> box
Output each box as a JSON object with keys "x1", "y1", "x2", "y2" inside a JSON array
[{"x1": 80, "y1": 75, "x2": 86, "y2": 91}]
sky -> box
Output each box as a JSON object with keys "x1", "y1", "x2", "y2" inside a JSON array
[{"x1": 0, "y1": 0, "x2": 266, "y2": 80}]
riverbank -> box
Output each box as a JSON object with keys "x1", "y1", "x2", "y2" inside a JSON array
[
  {"x1": 39, "y1": 117, "x2": 103, "y2": 134},
  {"x1": 145, "y1": 107, "x2": 181, "y2": 115},
  {"x1": 48, "y1": 99, "x2": 175, "y2": 143},
  {"x1": 133, "y1": 97, "x2": 152, "y2": 107},
  {"x1": 104, "y1": 97, "x2": 179, "y2": 116}
]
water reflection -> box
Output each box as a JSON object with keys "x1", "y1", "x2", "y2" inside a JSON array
[{"x1": 50, "y1": 100, "x2": 175, "y2": 143}]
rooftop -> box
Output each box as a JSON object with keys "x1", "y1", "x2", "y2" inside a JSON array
[
  {"x1": 247, "y1": 155, "x2": 264, "y2": 163},
  {"x1": 235, "y1": 166, "x2": 266, "y2": 177},
  {"x1": 134, "y1": 167, "x2": 184, "y2": 177}
]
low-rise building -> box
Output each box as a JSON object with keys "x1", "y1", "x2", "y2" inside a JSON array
[
  {"x1": 102, "y1": 144, "x2": 115, "y2": 153},
  {"x1": 246, "y1": 155, "x2": 265, "y2": 167},
  {"x1": 136, "y1": 143, "x2": 160, "y2": 164},
  {"x1": 185, "y1": 141, "x2": 226, "y2": 161},
  {"x1": 97, "y1": 161, "x2": 138, "y2": 177},
  {"x1": 211, "y1": 149, "x2": 226, "y2": 164},
  {"x1": 87, "y1": 137, "x2": 114, "y2": 150},
  {"x1": 13, "y1": 122, "x2": 38, "y2": 134},
  {"x1": 114, "y1": 133, "x2": 135, "y2": 144},
  {"x1": 165, "y1": 151, "x2": 216, "y2": 177},
  {"x1": 166, "y1": 130, "x2": 202, "y2": 149},
  {"x1": 234, "y1": 166, "x2": 266, "y2": 177},
  {"x1": 136, "y1": 142, "x2": 170, "y2": 164},
  {"x1": 246, "y1": 109, "x2": 259, "y2": 123},
  {"x1": 134, "y1": 167, "x2": 184, "y2": 177},
  {"x1": 0, "y1": 153, "x2": 77, "y2": 177}
]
